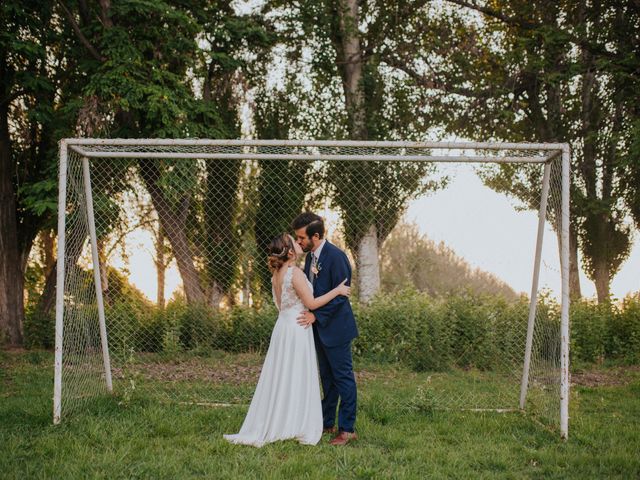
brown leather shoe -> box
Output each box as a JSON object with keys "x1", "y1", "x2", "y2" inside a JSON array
[
  {"x1": 329, "y1": 431, "x2": 358, "y2": 446},
  {"x1": 323, "y1": 426, "x2": 337, "y2": 435}
]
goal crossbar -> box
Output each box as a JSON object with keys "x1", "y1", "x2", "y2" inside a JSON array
[{"x1": 65, "y1": 138, "x2": 563, "y2": 164}]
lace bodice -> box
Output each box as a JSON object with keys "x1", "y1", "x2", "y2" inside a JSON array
[{"x1": 272, "y1": 266, "x2": 311, "y2": 313}]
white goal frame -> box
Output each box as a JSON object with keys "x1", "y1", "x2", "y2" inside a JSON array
[{"x1": 54, "y1": 138, "x2": 571, "y2": 438}]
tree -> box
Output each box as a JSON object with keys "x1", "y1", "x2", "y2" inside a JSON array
[
  {"x1": 254, "y1": 90, "x2": 311, "y2": 290},
  {"x1": 1, "y1": 1, "x2": 65, "y2": 346},
  {"x1": 197, "y1": 2, "x2": 273, "y2": 305},
  {"x1": 55, "y1": 1, "x2": 272, "y2": 307},
  {"x1": 266, "y1": 0, "x2": 443, "y2": 302},
  {"x1": 382, "y1": 0, "x2": 639, "y2": 302}
]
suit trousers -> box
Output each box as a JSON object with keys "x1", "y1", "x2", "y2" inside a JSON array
[{"x1": 313, "y1": 333, "x2": 357, "y2": 433}]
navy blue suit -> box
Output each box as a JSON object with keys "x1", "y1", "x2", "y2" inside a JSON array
[{"x1": 304, "y1": 241, "x2": 358, "y2": 433}]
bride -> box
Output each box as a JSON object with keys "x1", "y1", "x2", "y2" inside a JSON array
[{"x1": 223, "y1": 233, "x2": 350, "y2": 447}]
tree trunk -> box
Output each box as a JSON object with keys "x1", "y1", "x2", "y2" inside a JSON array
[
  {"x1": 557, "y1": 223, "x2": 582, "y2": 300},
  {"x1": 97, "y1": 238, "x2": 109, "y2": 305},
  {"x1": 336, "y1": 0, "x2": 382, "y2": 301},
  {"x1": 337, "y1": 0, "x2": 367, "y2": 140},
  {"x1": 139, "y1": 159, "x2": 206, "y2": 304},
  {"x1": 154, "y1": 226, "x2": 166, "y2": 308},
  {"x1": 243, "y1": 272, "x2": 251, "y2": 306},
  {"x1": 0, "y1": 89, "x2": 24, "y2": 346},
  {"x1": 208, "y1": 282, "x2": 224, "y2": 308},
  {"x1": 357, "y1": 224, "x2": 380, "y2": 303},
  {"x1": 41, "y1": 230, "x2": 56, "y2": 276},
  {"x1": 156, "y1": 263, "x2": 165, "y2": 308},
  {"x1": 35, "y1": 222, "x2": 87, "y2": 316},
  {"x1": 37, "y1": 265, "x2": 58, "y2": 318},
  {"x1": 593, "y1": 257, "x2": 610, "y2": 303},
  {"x1": 569, "y1": 224, "x2": 581, "y2": 299}
]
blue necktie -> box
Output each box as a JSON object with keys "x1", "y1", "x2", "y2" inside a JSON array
[{"x1": 307, "y1": 254, "x2": 315, "y2": 282}]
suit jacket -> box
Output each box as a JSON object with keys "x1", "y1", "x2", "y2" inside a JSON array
[{"x1": 304, "y1": 241, "x2": 358, "y2": 347}]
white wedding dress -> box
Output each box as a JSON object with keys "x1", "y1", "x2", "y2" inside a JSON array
[{"x1": 223, "y1": 266, "x2": 323, "y2": 447}]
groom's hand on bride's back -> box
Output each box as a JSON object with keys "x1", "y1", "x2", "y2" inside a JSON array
[{"x1": 297, "y1": 311, "x2": 316, "y2": 329}]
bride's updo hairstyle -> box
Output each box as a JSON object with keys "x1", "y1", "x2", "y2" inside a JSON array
[{"x1": 268, "y1": 233, "x2": 295, "y2": 272}]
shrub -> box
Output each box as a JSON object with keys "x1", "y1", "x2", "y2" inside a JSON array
[
  {"x1": 354, "y1": 290, "x2": 534, "y2": 372},
  {"x1": 569, "y1": 299, "x2": 611, "y2": 364},
  {"x1": 22, "y1": 278, "x2": 640, "y2": 371},
  {"x1": 23, "y1": 308, "x2": 55, "y2": 349},
  {"x1": 607, "y1": 295, "x2": 640, "y2": 363}
]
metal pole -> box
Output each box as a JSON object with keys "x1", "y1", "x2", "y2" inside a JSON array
[
  {"x1": 560, "y1": 145, "x2": 571, "y2": 439},
  {"x1": 62, "y1": 137, "x2": 569, "y2": 150},
  {"x1": 82, "y1": 156, "x2": 113, "y2": 393},
  {"x1": 519, "y1": 162, "x2": 552, "y2": 409},
  {"x1": 53, "y1": 141, "x2": 68, "y2": 425},
  {"x1": 70, "y1": 150, "x2": 549, "y2": 164}
]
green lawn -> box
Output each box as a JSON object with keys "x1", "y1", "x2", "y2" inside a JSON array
[{"x1": 1, "y1": 350, "x2": 639, "y2": 479}]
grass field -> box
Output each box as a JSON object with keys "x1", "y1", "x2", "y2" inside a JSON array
[{"x1": 1, "y1": 349, "x2": 639, "y2": 479}]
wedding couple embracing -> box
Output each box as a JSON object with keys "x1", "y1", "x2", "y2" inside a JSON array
[{"x1": 224, "y1": 212, "x2": 359, "y2": 447}]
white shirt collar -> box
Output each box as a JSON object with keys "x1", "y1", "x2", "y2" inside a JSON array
[{"x1": 313, "y1": 239, "x2": 326, "y2": 260}]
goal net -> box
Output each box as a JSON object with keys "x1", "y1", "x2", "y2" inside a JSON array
[{"x1": 54, "y1": 139, "x2": 570, "y2": 437}]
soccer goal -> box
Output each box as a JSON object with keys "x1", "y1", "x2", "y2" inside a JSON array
[{"x1": 54, "y1": 138, "x2": 570, "y2": 438}]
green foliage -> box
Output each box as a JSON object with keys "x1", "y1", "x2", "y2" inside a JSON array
[
  {"x1": 255, "y1": 158, "x2": 310, "y2": 288},
  {"x1": 82, "y1": 1, "x2": 202, "y2": 138},
  {"x1": 203, "y1": 159, "x2": 242, "y2": 295},
  {"x1": 621, "y1": 120, "x2": 640, "y2": 229},
  {"x1": 106, "y1": 301, "x2": 161, "y2": 354},
  {"x1": 22, "y1": 308, "x2": 54, "y2": 349},
  {"x1": 17, "y1": 177, "x2": 58, "y2": 218},
  {"x1": 105, "y1": 295, "x2": 278, "y2": 358},
  {"x1": 4, "y1": 0, "x2": 274, "y2": 332},
  {"x1": 354, "y1": 290, "x2": 639, "y2": 370},
  {"x1": 353, "y1": 290, "x2": 532, "y2": 372},
  {"x1": 225, "y1": 305, "x2": 278, "y2": 353},
  {"x1": 329, "y1": 160, "x2": 439, "y2": 252},
  {"x1": 570, "y1": 295, "x2": 640, "y2": 365},
  {"x1": 1, "y1": 0, "x2": 69, "y2": 259},
  {"x1": 40, "y1": 285, "x2": 639, "y2": 369},
  {"x1": 610, "y1": 296, "x2": 640, "y2": 364},
  {"x1": 254, "y1": 90, "x2": 311, "y2": 290},
  {"x1": 21, "y1": 253, "x2": 640, "y2": 369},
  {"x1": 570, "y1": 300, "x2": 611, "y2": 364},
  {"x1": 100, "y1": 269, "x2": 158, "y2": 353},
  {"x1": 263, "y1": 1, "x2": 448, "y2": 259}
]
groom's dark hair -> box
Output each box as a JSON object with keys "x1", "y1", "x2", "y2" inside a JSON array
[{"x1": 292, "y1": 212, "x2": 325, "y2": 239}]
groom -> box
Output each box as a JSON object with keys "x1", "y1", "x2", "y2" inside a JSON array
[{"x1": 293, "y1": 212, "x2": 359, "y2": 446}]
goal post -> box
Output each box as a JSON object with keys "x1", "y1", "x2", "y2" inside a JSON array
[
  {"x1": 54, "y1": 138, "x2": 570, "y2": 438},
  {"x1": 561, "y1": 144, "x2": 571, "y2": 438},
  {"x1": 520, "y1": 161, "x2": 552, "y2": 409}
]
